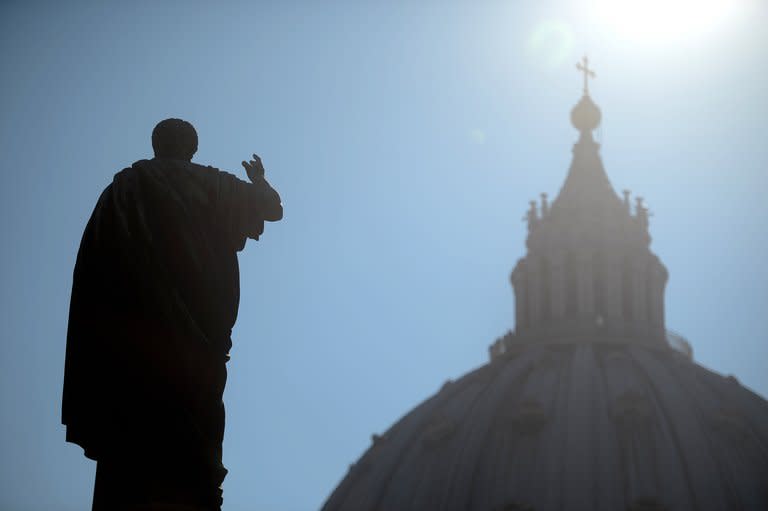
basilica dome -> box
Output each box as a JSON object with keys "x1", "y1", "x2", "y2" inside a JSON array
[
  {"x1": 320, "y1": 79, "x2": 768, "y2": 511},
  {"x1": 322, "y1": 340, "x2": 768, "y2": 511}
]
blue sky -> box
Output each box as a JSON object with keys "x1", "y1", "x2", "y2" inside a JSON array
[{"x1": 1, "y1": 1, "x2": 766, "y2": 510}]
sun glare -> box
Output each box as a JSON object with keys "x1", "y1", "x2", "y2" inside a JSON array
[{"x1": 593, "y1": 0, "x2": 739, "y2": 44}]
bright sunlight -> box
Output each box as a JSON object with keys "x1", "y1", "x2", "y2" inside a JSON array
[{"x1": 593, "y1": 0, "x2": 740, "y2": 44}]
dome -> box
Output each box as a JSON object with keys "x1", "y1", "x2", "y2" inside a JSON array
[
  {"x1": 570, "y1": 94, "x2": 601, "y2": 132},
  {"x1": 321, "y1": 340, "x2": 768, "y2": 510},
  {"x1": 321, "y1": 70, "x2": 768, "y2": 511}
]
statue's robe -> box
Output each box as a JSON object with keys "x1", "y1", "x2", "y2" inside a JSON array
[{"x1": 63, "y1": 158, "x2": 280, "y2": 510}]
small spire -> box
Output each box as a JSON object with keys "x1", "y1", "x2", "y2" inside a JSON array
[
  {"x1": 623, "y1": 190, "x2": 631, "y2": 213},
  {"x1": 635, "y1": 197, "x2": 649, "y2": 230},
  {"x1": 525, "y1": 200, "x2": 539, "y2": 231}
]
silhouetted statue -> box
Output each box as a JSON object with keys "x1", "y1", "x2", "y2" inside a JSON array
[{"x1": 62, "y1": 119, "x2": 283, "y2": 511}]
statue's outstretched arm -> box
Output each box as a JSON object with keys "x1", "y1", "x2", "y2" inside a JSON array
[{"x1": 242, "y1": 154, "x2": 283, "y2": 222}]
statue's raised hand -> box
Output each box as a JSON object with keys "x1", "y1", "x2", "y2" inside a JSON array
[{"x1": 242, "y1": 153, "x2": 266, "y2": 183}]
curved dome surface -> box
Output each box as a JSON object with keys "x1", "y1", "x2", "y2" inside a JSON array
[
  {"x1": 321, "y1": 341, "x2": 768, "y2": 511},
  {"x1": 322, "y1": 74, "x2": 768, "y2": 511}
]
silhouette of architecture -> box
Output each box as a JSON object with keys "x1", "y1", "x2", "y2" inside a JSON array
[
  {"x1": 63, "y1": 119, "x2": 282, "y2": 511},
  {"x1": 321, "y1": 62, "x2": 768, "y2": 511}
]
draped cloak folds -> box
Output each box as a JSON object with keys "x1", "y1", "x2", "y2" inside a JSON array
[{"x1": 62, "y1": 158, "x2": 270, "y2": 487}]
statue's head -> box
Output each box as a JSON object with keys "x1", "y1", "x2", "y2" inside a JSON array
[{"x1": 152, "y1": 118, "x2": 198, "y2": 161}]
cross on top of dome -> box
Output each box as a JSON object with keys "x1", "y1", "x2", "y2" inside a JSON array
[
  {"x1": 571, "y1": 56, "x2": 601, "y2": 132},
  {"x1": 576, "y1": 55, "x2": 596, "y2": 96}
]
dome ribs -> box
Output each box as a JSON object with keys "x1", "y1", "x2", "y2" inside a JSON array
[
  {"x1": 465, "y1": 345, "x2": 556, "y2": 510},
  {"x1": 321, "y1": 343, "x2": 768, "y2": 511},
  {"x1": 561, "y1": 344, "x2": 599, "y2": 508},
  {"x1": 629, "y1": 347, "x2": 727, "y2": 510}
]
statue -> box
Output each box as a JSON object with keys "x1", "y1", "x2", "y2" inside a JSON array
[{"x1": 62, "y1": 119, "x2": 283, "y2": 511}]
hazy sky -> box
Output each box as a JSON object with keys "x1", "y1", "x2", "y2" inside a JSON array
[{"x1": 1, "y1": 1, "x2": 766, "y2": 510}]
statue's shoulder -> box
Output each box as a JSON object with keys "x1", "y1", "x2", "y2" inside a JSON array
[
  {"x1": 183, "y1": 162, "x2": 244, "y2": 187},
  {"x1": 186, "y1": 161, "x2": 222, "y2": 177},
  {"x1": 112, "y1": 159, "x2": 151, "y2": 178},
  {"x1": 107, "y1": 161, "x2": 144, "y2": 186},
  {"x1": 115, "y1": 158, "x2": 207, "y2": 177},
  {"x1": 114, "y1": 159, "x2": 232, "y2": 186}
]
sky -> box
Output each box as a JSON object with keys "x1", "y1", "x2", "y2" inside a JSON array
[{"x1": 1, "y1": 1, "x2": 767, "y2": 510}]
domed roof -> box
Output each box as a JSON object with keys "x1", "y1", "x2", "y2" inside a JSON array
[
  {"x1": 321, "y1": 341, "x2": 768, "y2": 511},
  {"x1": 321, "y1": 67, "x2": 768, "y2": 511}
]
